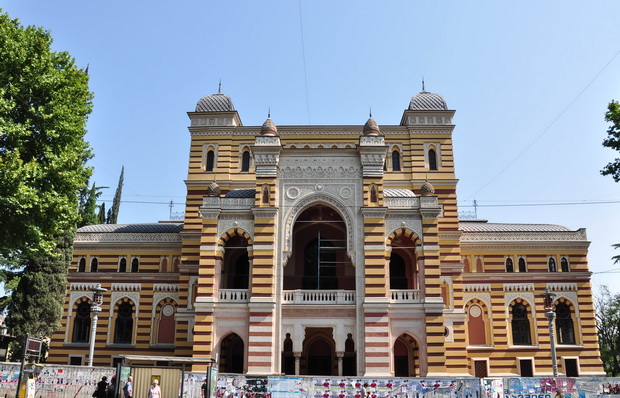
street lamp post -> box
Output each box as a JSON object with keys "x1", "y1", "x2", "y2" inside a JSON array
[
  {"x1": 540, "y1": 288, "x2": 558, "y2": 377},
  {"x1": 88, "y1": 283, "x2": 107, "y2": 367}
]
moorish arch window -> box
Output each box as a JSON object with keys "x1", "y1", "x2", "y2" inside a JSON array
[
  {"x1": 118, "y1": 257, "x2": 127, "y2": 273},
  {"x1": 476, "y1": 257, "x2": 484, "y2": 272},
  {"x1": 388, "y1": 231, "x2": 419, "y2": 290},
  {"x1": 548, "y1": 257, "x2": 557, "y2": 272},
  {"x1": 466, "y1": 300, "x2": 490, "y2": 346},
  {"x1": 206, "y1": 149, "x2": 215, "y2": 171},
  {"x1": 241, "y1": 150, "x2": 251, "y2": 172},
  {"x1": 555, "y1": 301, "x2": 576, "y2": 344},
  {"x1": 463, "y1": 257, "x2": 471, "y2": 273},
  {"x1": 221, "y1": 233, "x2": 250, "y2": 290},
  {"x1": 131, "y1": 257, "x2": 139, "y2": 273},
  {"x1": 281, "y1": 333, "x2": 294, "y2": 375},
  {"x1": 154, "y1": 300, "x2": 176, "y2": 345},
  {"x1": 393, "y1": 334, "x2": 418, "y2": 377},
  {"x1": 285, "y1": 204, "x2": 355, "y2": 291},
  {"x1": 428, "y1": 147, "x2": 438, "y2": 171},
  {"x1": 90, "y1": 258, "x2": 98, "y2": 272},
  {"x1": 561, "y1": 257, "x2": 570, "y2": 272},
  {"x1": 518, "y1": 257, "x2": 527, "y2": 272},
  {"x1": 510, "y1": 301, "x2": 532, "y2": 345},
  {"x1": 505, "y1": 258, "x2": 514, "y2": 273},
  {"x1": 72, "y1": 300, "x2": 91, "y2": 343},
  {"x1": 392, "y1": 150, "x2": 401, "y2": 172},
  {"x1": 113, "y1": 300, "x2": 134, "y2": 344},
  {"x1": 78, "y1": 258, "x2": 86, "y2": 272}
]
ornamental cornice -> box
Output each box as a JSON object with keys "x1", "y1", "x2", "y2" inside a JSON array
[
  {"x1": 73, "y1": 244, "x2": 182, "y2": 252},
  {"x1": 252, "y1": 207, "x2": 278, "y2": 219},
  {"x1": 75, "y1": 233, "x2": 182, "y2": 244},
  {"x1": 460, "y1": 230, "x2": 588, "y2": 242},
  {"x1": 439, "y1": 231, "x2": 462, "y2": 241},
  {"x1": 280, "y1": 157, "x2": 361, "y2": 179},
  {"x1": 460, "y1": 243, "x2": 590, "y2": 251},
  {"x1": 154, "y1": 284, "x2": 179, "y2": 292},
  {"x1": 361, "y1": 207, "x2": 387, "y2": 219},
  {"x1": 111, "y1": 283, "x2": 141, "y2": 292}
]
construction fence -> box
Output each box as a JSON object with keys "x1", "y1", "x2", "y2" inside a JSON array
[{"x1": 0, "y1": 363, "x2": 618, "y2": 398}]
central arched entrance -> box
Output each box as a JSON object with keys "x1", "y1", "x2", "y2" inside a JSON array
[
  {"x1": 284, "y1": 204, "x2": 355, "y2": 290},
  {"x1": 302, "y1": 328, "x2": 336, "y2": 376}
]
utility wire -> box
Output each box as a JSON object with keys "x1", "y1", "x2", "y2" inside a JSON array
[{"x1": 466, "y1": 49, "x2": 620, "y2": 201}]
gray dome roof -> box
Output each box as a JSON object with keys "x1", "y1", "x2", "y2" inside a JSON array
[
  {"x1": 77, "y1": 223, "x2": 183, "y2": 233},
  {"x1": 225, "y1": 188, "x2": 256, "y2": 198},
  {"x1": 408, "y1": 91, "x2": 447, "y2": 110},
  {"x1": 195, "y1": 93, "x2": 235, "y2": 112},
  {"x1": 384, "y1": 188, "x2": 415, "y2": 198}
]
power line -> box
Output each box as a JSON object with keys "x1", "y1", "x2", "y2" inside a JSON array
[
  {"x1": 466, "y1": 48, "x2": 620, "y2": 201},
  {"x1": 298, "y1": 0, "x2": 311, "y2": 124}
]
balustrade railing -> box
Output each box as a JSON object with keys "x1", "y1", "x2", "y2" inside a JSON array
[
  {"x1": 282, "y1": 290, "x2": 356, "y2": 305},
  {"x1": 389, "y1": 289, "x2": 421, "y2": 303},
  {"x1": 218, "y1": 289, "x2": 249, "y2": 302}
]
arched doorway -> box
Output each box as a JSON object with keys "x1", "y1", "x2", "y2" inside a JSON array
[
  {"x1": 284, "y1": 204, "x2": 355, "y2": 290},
  {"x1": 302, "y1": 328, "x2": 335, "y2": 376},
  {"x1": 220, "y1": 333, "x2": 244, "y2": 373},
  {"x1": 393, "y1": 334, "x2": 418, "y2": 377}
]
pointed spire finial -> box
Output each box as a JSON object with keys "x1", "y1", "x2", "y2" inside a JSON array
[
  {"x1": 369, "y1": 106, "x2": 372, "y2": 118},
  {"x1": 218, "y1": 79, "x2": 221, "y2": 93},
  {"x1": 268, "y1": 107, "x2": 271, "y2": 119},
  {"x1": 422, "y1": 76, "x2": 425, "y2": 92}
]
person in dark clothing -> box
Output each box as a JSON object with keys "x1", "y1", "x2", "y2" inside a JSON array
[
  {"x1": 107, "y1": 376, "x2": 117, "y2": 398},
  {"x1": 96, "y1": 376, "x2": 109, "y2": 398}
]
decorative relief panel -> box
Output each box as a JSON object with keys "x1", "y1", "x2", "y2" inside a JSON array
[
  {"x1": 385, "y1": 217, "x2": 423, "y2": 240},
  {"x1": 463, "y1": 292, "x2": 491, "y2": 309},
  {"x1": 152, "y1": 293, "x2": 180, "y2": 317},
  {"x1": 218, "y1": 215, "x2": 254, "y2": 239},
  {"x1": 504, "y1": 292, "x2": 536, "y2": 317}
]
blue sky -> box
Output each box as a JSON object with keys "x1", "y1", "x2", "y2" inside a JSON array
[{"x1": 3, "y1": 1, "x2": 620, "y2": 291}]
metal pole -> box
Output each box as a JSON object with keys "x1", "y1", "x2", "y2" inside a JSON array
[
  {"x1": 15, "y1": 333, "x2": 28, "y2": 398},
  {"x1": 547, "y1": 309, "x2": 559, "y2": 377},
  {"x1": 88, "y1": 306, "x2": 101, "y2": 367}
]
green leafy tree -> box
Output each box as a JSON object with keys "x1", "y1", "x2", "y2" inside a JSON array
[
  {"x1": 602, "y1": 100, "x2": 620, "y2": 182},
  {"x1": 595, "y1": 286, "x2": 620, "y2": 376},
  {"x1": 0, "y1": 10, "x2": 93, "y2": 354},
  {"x1": 0, "y1": 11, "x2": 93, "y2": 260},
  {"x1": 107, "y1": 166, "x2": 124, "y2": 224}
]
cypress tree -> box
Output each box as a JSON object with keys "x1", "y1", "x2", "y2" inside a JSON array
[{"x1": 107, "y1": 166, "x2": 124, "y2": 224}]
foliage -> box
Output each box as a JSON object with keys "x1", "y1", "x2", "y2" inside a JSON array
[
  {"x1": 602, "y1": 100, "x2": 620, "y2": 182},
  {"x1": 78, "y1": 181, "x2": 105, "y2": 227},
  {"x1": 98, "y1": 201, "x2": 107, "y2": 224},
  {"x1": 595, "y1": 285, "x2": 620, "y2": 376},
  {"x1": 107, "y1": 166, "x2": 124, "y2": 224},
  {"x1": 0, "y1": 11, "x2": 93, "y2": 260}
]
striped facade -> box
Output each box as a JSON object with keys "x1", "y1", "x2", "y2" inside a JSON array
[{"x1": 48, "y1": 89, "x2": 604, "y2": 377}]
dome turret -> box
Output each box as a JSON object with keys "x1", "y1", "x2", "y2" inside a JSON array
[
  {"x1": 206, "y1": 181, "x2": 221, "y2": 197},
  {"x1": 363, "y1": 117, "x2": 381, "y2": 136},
  {"x1": 408, "y1": 91, "x2": 448, "y2": 111},
  {"x1": 420, "y1": 181, "x2": 436, "y2": 196},
  {"x1": 260, "y1": 117, "x2": 278, "y2": 136},
  {"x1": 195, "y1": 92, "x2": 235, "y2": 112}
]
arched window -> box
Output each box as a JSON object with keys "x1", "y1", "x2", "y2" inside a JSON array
[
  {"x1": 303, "y1": 238, "x2": 337, "y2": 289},
  {"x1": 556, "y1": 302, "x2": 575, "y2": 344},
  {"x1": 114, "y1": 301, "x2": 134, "y2": 344},
  {"x1": 221, "y1": 235, "x2": 250, "y2": 289},
  {"x1": 476, "y1": 257, "x2": 484, "y2": 273},
  {"x1": 131, "y1": 258, "x2": 139, "y2": 273},
  {"x1": 561, "y1": 257, "x2": 570, "y2": 272},
  {"x1": 518, "y1": 257, "x2": 527, "y2": 272},
  {"x1": 90, "y1": 258, "x2": 98, "y2": 272},
  {"x1": 392, "y1": 150, "x2": 401, "y2": 171},
  {"x1": 262, "y1": 185, "x2": 269, "y2": 204},
  {"x1": 505, "y1": 258, "x2": 514, "y2": 273},
  {"x1": 467, "y1": 304, "x2": 487, "y2": 346},
  {"x1": 428, "y1": 148, "x2": 437, "y2": 171},
  {"x1": 463, "y1": 257, "x2": 471, "y2": 273},
  {"x1": 370, "y1": 185, "x2": 378, "y2": 203},
  {"x1": 160, "y1": 257, "x2": 168, "y2": 273},
  {"x1": 241, "y1": 150, "x2": 251, "y2": 172},
  {"x1": 118, "y1": 257, "x2": 127, "y2": 273},
  {"x1": 511, "y1": 302, "x2": 531, "y2": 345},
  {"x1": 206, "y1": 150, "x2": 215, "y2": 172},
  {"x1": 157, "y1": 303, "x2": 175, "y2": 344},
  {"x1": 548, "y1": 258, "x2": 557, "y2": 272},
  {"x1": 78, "y1": 258, "x2": 86, "y2": 272},
  {"x1": 72, "y1": 301, "x2": 91, "y2": 343},
  {"x1": 390, "y1": 252, "x2": 408, "y2": 289}
]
